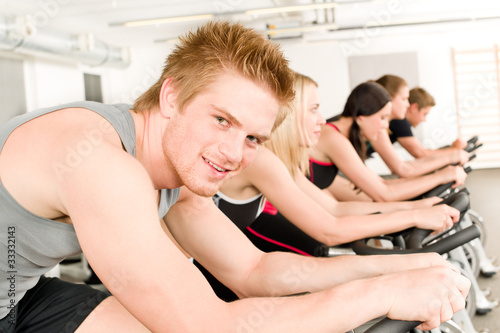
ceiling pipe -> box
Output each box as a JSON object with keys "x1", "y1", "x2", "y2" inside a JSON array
[{"x1": 0, "y1": 15, "x2": 130, "y2": 68}]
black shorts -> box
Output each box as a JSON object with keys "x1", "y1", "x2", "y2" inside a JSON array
[{"x1": 0, "y1": 276, "x2": 111, "y2": 333}]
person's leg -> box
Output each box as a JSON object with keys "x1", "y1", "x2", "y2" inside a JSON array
[
  {"x1": 193, "y1": 260, "x2": 239, "y2": 302},
  {"x1": 14, "y1": 276, "x2": 111, "y2": 332},
  {"x1": 76, "y1": 296, "x2": 150, "y2": 332}
]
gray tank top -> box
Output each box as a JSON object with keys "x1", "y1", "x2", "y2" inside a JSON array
[{"x1": 0, "y1": 101, "x2": 180, "y2": 319}]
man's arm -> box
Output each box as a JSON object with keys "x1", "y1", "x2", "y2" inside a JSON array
[
  {"x1": 398, "y1": 136, "x2": 469, "y2": 163},
  {"x1": 165, "y1": 188, "x2": 469, "y2": 331},
  {"x1": 398, "y1": 135, "x2": 434, "y2": 158}
]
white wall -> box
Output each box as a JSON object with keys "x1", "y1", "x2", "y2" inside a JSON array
[
  {"x1": 23, "y1": 57, "x2": 85, "y2": 111},
  {"x1": 100, "y1": 44, "x2": 174, "y2": 106},
  {"x1": 282, "y1": 41, "x2": 350, "y2": 120},
  {"x1": 17, "y1": 42, "x2": 172, "y2": 111}
]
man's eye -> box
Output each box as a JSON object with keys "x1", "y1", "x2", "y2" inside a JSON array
[
  {"x1": 247, "y1": 135, "x2": 260, "y2": 144},
  {"x1": 216, "y1": 117, "x2": 228, "y2": 126}
]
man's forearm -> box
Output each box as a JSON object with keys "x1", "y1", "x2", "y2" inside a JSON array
[
  {"x1": 225, "y1": 276, "x2": 391, "y2": 333},
  {"x1": 245, "y1": 252, "x2": 440, "y2": 297}
]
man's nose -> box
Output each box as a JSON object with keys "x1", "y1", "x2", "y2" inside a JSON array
[{"x1": 219, "y1": 138, "x2": 243, "y2": 163}]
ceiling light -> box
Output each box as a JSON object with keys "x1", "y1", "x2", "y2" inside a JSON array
[
  {"x1": 246, "y1": 3, "x2": 338, "y2": 15},
  {"x1": 113, "y1": 3, "x2": 338, "y2": 28},
  {"x1": 118, "y1": 14, "x2": 214, "y2": 27},
  {"x1": 266, "y1": 23, "x2": 339, "y2": 35}
]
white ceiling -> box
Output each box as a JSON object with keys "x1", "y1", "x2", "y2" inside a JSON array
[
  {"x1": 2, "y1": 0, "x2": 500, "y2": 49},
  {"x1": 0, "y1": 0, "x2": 312, "y2": 47}
]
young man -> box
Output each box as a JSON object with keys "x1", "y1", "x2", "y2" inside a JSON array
[
  {"x1": 0, "y1": 21, "x2": 469, "y2": 332},
  {"x1": 390, "y1": 87, "x2": 467, "y2": 158}
]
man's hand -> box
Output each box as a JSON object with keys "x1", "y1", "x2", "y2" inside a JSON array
[
  {"x1": 454, "y1": 149, "x2": 470, "y2": 166},
  {"x1": 383, "y1": 266, "x2": 470, "y2": 330}
]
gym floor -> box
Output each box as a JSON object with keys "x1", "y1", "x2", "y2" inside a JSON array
[{"x1": 467, "y1": 168, "x2": 500, "y2": 332}]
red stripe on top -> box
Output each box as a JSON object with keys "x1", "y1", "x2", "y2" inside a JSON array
[
  {"x1": 246, "y1": 227, "x2": 312, "y2": 257},
  {"x1": 309, "y1": 159, "x2": 315, "y2": 183},
  {"x1": 262, "y1": 200, "x2": 278, "y2": 215},
  {"x1": 309, "y1": 157, "x2": 334, "y2": 166},
  {"x1": 326, "y1": 123, "x2": 340, "y2": 131}
]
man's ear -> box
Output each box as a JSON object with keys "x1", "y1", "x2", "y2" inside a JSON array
[
  {"x1": 159, "y1": 78, "x2": 177, "y2": 119},
  {"x1": 408, "y1": 103, "x2": 419, "y2": 115}
]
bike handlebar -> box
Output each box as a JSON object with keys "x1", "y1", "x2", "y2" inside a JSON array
[
  {"x1": 421, "y1": 165, "x2": 472, "y2": 198},
  {"x1": 352, "y1": 190, "x2": 480, "y2": 255},
  {"x1": 465, "y1": 135, "x2": 481, "y2": 153},
  {"x1": 351, "y1": 224, "x2": 480, "y2": 255},
  {"x1": 364, "y1": 137, "x2": 480, "y2": 333},
  {"x1": 407, "y1": 191, "x2": 470, "y2": 249},
  {"x1": 364, "y1": 318, "x2": 420, "y2": 333}
]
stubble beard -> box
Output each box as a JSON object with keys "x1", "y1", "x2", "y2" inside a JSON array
[
  {"x1": 168, "y1": 151, "x2": 225, "y2": 197},
  {"x1": 181, "y1": 170, "x2": 221, "y2": 197}
]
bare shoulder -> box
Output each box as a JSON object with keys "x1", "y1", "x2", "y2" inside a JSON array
[
  {"x1": 245, "y1": 146, "x2": 278, "y2": 172},
  {"x1": 245, "y1": 146, "x2": 289, "y2": 181},
  {"x1": 0, "y1": 107, "x2": 138, "y2": 220},
  {"x1": 322, "y1": 123, "x2": 347, "y2": 141},
  {"x1": 317, "y1": 124, "x2": 352, "y2": 156}
]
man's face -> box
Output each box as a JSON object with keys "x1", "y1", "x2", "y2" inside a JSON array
[
  {"x1": 407, "y1": 105, "x2": 431, "y2": 127},
  {"x1": 163, "y1": 72, "x2": 279, "y2": 197}
]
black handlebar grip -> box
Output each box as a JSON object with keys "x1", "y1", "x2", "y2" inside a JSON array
[
  {"x1": 437, "y1": 191, "x2": 470, "y2": 217},
  {"x1": 466, "y1": 135, "x2": 478, "y2": 145},
  {"x1": 410, "y1": 191, "x2": 471, "y2": 248},
  {"x1": 364, "y1": 318, "x2": 420, "y2": 333},
  {"x1": 421, "y1": 224, "x2": 480, "y2": 254},
  {"x1": 406, "y1": 228, "x2": 432, "y2": 250},
  {"x1": 422, "y1": 182, "x2": 454, "y2": 198},
  {"x1": 468, "y1": 142, "x2": 483, "y2": 153},
  {"x1": 464, "y1": 135, "x2": 480, "y2": 153},
  {"x1": 351, "y1": 224, "x2": 480, "y2": 255},
  {"x1": 422, "y1": 165, "x2": 472, "y2": 198}
]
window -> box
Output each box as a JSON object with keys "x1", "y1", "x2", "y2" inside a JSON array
[{"x1": 452, "y1": 46, "x2": 500, "y2": 169}]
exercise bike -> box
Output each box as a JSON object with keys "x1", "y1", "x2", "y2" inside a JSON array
[{"x1": 350, "y1": 191, "x2": 483, "y2": 333}]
